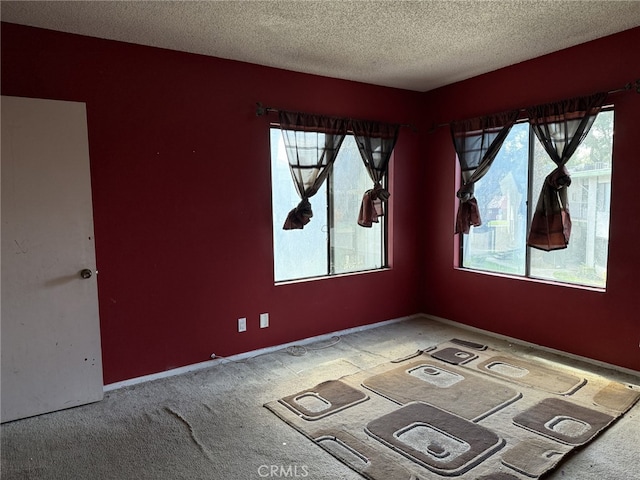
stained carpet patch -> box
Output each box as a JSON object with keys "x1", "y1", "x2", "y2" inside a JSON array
[{"x1": 265, "y1": 340, "x2": 640, "y2": 480}]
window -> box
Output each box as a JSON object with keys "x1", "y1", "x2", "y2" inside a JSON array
[
  {"x1": 461, "y1": 109, "x2": 613, "y2": 288},
  {"x1": 270, "y1": 128, "x2": 386, "y2": 282}
]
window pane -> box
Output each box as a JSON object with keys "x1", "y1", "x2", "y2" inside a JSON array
[
  {"x1": 270, "y1": 130, "x2": 385, "y2": 282},
  {"x1": 462, "y1": 123, "x2": 529, "y2": 275},
  {"x1": 330, "y1": 136, "x2": 383, "y2": 274},
  {"x1": 529, "y1": 110, "x2": 613, "y2": 287},
  {"x1": 271, "y1": 129, "x2": 327, "y2": 282}
]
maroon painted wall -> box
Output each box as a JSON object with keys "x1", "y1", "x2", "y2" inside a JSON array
[
  {"x1": 420, "y1": 27, "x2": 640, "y2": 371},
  {"x1": 2, "y1": 22, "x2": 639, "y2": 381},
  {"x1": 1, "y1": 23, "x2": 423, "y2": 383}
]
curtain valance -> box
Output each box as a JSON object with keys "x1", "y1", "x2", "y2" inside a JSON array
[{"x1": 278, "y1": 110, "x2": 351, "y2": 135}]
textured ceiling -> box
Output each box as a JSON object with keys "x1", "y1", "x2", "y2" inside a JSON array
[{"x1": 2, "y1": 1, "x2": 640, "y2": 92}]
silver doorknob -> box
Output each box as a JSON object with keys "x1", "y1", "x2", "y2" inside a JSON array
[{"x1": 80, "y1": 269, "x2": 92, "y2": 279}]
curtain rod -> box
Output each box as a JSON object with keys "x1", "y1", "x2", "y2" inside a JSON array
[
  {"x1": 427, "y1": 79, "x2": 640, "y2": 134},
  {"x1": 255, "y1": 103, "x2": 417, "y2": 131}
]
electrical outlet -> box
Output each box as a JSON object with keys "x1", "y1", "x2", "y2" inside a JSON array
[
  {"x1": 238, "y1": 317, "x2": 247, "y2": 332},
  {"x1": 260, "y1": 312, "x2": 269, "y2": 328}
]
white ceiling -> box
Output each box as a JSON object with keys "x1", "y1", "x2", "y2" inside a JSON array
[{"x1": 2, "y1": 1, "x2": 640, "y2": 92}]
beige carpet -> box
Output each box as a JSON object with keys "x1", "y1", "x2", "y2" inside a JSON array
[
  {"x1": 2, "y1": 316, "x2": 640, "y2": 479},
  {"x1": 266, "y1": 338, "x2": 640, "y2": 480}
]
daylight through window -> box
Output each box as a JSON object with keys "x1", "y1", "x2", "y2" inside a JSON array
[
  {"x1": 271, "y1": 129, "x2": 386, "y2": 282},
  {"x1": 461, "y1": 109, "x2": 613, "y2": 288}
]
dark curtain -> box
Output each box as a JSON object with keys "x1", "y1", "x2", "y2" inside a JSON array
[
  {"x1": 351, "y1": 120, "x2": 400, "y2": 227},
  {"x1": 278, "y1": 111, "x2": 348, "y2": 229},
  {"x1": 526, "y1": 92, "x2": 607, "y2": 251},
  {"x1": 451, "y1": 111, "x2": 520, "y2": 234}
]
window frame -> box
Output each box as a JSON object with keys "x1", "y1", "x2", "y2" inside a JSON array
[
  {"x1": 270, "y1": 126, "x2": 390, "y2": 284},
  {"x1": 457, "y1": 106, "x2": 614, "y2": 290}
]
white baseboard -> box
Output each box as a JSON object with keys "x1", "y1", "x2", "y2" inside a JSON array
[
  {"x1": 104, "y1": 312, "x2": 638, "y2": 392},
  {"x1": 421, "y1": 313, "x2": 640, "y2": 378},
  {"x1": 103, "y1": 314, "x2": 418, "y2": 392}
]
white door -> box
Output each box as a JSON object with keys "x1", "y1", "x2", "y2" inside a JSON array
[{"x1": 1, "y1": 96, "x2": 103, "y2": 422}]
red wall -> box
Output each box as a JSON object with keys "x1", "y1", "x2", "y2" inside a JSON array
[
  {"x1": 1, "y1": 23, "x2": 423, "y2": 384},
  {"x1": 419, "y1": 27, "x2": 640, "y2": 371},
  {"x1": 2, "y1": 23, "x2": 639, "y2": 381}
]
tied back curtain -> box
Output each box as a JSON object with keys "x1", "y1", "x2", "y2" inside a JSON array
[
  {"x1": 527, "y1": 92, "x2": 607, "y2": 251},
  {"x1": 278, "y1": 111, "x2": 348, "y2": 230},
  {"x1": 451, "y1": 111, "x2": 519, "y2": 234},
  {"x1": 351, "y1": 120, "x2": 400, "y2": 227}
]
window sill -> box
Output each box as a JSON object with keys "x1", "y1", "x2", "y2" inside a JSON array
[
  {"x1": 275, "y1": 267, "x2": 392, "y2": 286},
  {"x1": 454, "y1": 267, "x2": 606, "y2": 293}
]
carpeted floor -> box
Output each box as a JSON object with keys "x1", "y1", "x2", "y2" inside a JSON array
[{"x1": 2, "y1": 315, "x2": 639, "y2": 479}]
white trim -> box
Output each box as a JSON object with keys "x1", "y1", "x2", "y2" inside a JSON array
[
  {"x1": 103, "y1": 314, "x2": 416, "y2": 392},
  {"x1": 422, "y1": 313, "x2": 640, "y2": 377},
  {"x1": 105, "y1": 312, "x2": 638, "y2": 392}
]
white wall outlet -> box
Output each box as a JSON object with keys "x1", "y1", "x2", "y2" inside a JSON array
[
  {"x1": 238, "y1": 317, "x2": 247, "y2": 332},
  {"x1": 260, "y1": 312, "x2": 269, "y2": 328}
]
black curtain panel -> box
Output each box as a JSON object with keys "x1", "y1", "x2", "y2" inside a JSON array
[
  {"x1": 278, "y1": 111, "x2": 348, "y2": 230},
  {"x1": 451, "y1": 111, "x2": 520, "y2": 234},
  {"x1": 351, "y1": 120, "x2": 400, "y2": 227}
]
